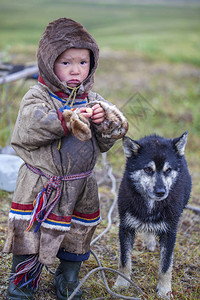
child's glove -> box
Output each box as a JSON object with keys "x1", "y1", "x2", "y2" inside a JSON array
[
  {"x1": 62, "y1": 109, "x2": 91, "y2": 141},
  {"x1": 87, "y1": 101, "x2": 128, "y2": 139}
]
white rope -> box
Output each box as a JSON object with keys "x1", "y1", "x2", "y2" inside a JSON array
[
  {"x1": 68, "y1": 265, "x2": 143, "y2": 300},
  {"x1": 91, "y1": 155, "x2": 117, "y2": 246},
  {"x1": 48, "y1": 153, "x2": 145, "y2": 299},
  {"x1": 68, "y1": 153, "x2": 145, "y2": 299}
]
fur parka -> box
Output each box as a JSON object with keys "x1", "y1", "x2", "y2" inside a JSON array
[{"x1": 3, "y1": 18, "x2": 128, "y2": 267}]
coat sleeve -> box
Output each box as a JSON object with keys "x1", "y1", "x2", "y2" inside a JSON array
[
  {"x1": 87, "y1": 92, "x2": 128, "y2": 153},
  {"x1": 11, "y1": 88, "x2": 67, "y2": 151}
]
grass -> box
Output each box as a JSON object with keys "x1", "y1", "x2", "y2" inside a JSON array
[
  {"x1": 2, "y1": 179, "x2": 199, "y2": 299},
  {"x1": 0, "y1": 1, "x2": 200, "y2": 299},
  {"x1": 0, "y1": 0, "x2": 200, "y2": 64}
]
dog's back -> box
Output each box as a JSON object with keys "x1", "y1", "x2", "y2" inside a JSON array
[{"x1": 115, "y1": 132, "x2": 192, "y2": 299}]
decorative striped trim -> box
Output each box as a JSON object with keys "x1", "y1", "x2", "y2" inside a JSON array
[
  {"x1": 9, "y1": 202, "x2": 33, "y2": 220},
  {"x1": 42, "y1": 212, "x2": 72, "y2": 231},
  {"x1": 42, "y1": 221, "x2": 70, "y2": 231},
  {"x1": 48, "y1": 91, "x2": 67, "y2": 103},
  {"x1": 49, "y1": 91, "x2": 87, "y2": 105},
  {"x1": 9, "y1": 202, "x2": 101, "y2": 229},
  {"x1": 38, "y1": 76, "x2": 88, "y2": 102},
  {"x1": 10, "y1": 202, "x2": 34, "y2": 211},
  {"x1": 72, "y1": 210, "x2": 101, "y2": 226},
  {"x1": 56, "y1": 91, "x2": 88, "y2": 100},
  {"x1": 45, "y1": 212, "x2": 72, "y2": 223}
]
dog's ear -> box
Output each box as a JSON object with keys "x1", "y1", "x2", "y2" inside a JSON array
[
  {"x1": 173, "y1": 131, "x2": 188, "y2": 156},
  {"x1": 122, "y1": 136, "x2": 140, "y2": 157}
]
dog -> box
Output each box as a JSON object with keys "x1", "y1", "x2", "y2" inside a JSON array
[{"x1": 114, "y1": 132, "x2": 192, "y2": 299}]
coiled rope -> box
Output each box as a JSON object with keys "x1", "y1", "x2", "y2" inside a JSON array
[{"x1": 68, "y1": 153, "x2": 145, "y2": 300}]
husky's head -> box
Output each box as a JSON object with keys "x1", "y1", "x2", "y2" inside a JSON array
[{"x1": 123, "y1": 132, "x2": 188, "y2": 202}]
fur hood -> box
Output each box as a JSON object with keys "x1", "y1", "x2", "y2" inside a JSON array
[{"x1": 37, "y1": 18, "x2": 99, "y2": 94}]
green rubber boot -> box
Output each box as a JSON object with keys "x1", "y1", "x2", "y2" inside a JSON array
[
  {"x1": 54, "y1": 260, "x2": 82, "y2": 300},
  {"x1": 7, "y1": 255, "x2": 34, "y2": 300}
]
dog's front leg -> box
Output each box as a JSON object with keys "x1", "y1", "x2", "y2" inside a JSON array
[
  {"x1": 157, "y1": 231, "x2": 176, "y2": 299},
  {"x1": 114, "y1": 224, "x2": 135, "y2": 288}
]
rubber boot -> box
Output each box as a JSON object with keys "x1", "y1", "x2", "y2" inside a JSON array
[
  {"x1": 7, "y1": 255, "x2": 34, "y2": 300},
  {"x1": 54, "y1": 260, "x2": 82, "y2": 300}
]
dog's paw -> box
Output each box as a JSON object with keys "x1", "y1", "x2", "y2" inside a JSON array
[
  {"x1": 63, "y1": 110, "x2": 91, "y2": 141},
  {"x1": 157, "y1": 284, "x2": 174, "y2": 299},
  {"x1": 113, "y1": 275, "x2": 130, "y2": 290}
]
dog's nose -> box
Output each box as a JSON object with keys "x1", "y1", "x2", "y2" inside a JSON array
[{"x1": 155, "y1": 187, "x2": 166, "y2": 198}]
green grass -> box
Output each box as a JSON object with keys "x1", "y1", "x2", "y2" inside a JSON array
[{"x1": 0, "y1": 0, "x2": 200, "y2": 64}]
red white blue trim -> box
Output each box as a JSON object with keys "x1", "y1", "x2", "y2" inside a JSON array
[
  {"x1": 9, "y1": 202, "x2": 101, "y2": 230},
  {"x1": 42, "y1": 212, "x2": 72, "y2": 231},
  {"x1": 72, "y1": 210, "x2": 101, "y2": 226},
  {"x1": 9, "y1": 202, "x2": 33, "y2": 221}
]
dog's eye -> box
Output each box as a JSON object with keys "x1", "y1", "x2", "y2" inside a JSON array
[
  {"x1": 164, "y1": 168, "x2": 172, "y2": 175},
  {"x1": 144, "y1": 167, "x2": 154, "y2": 175}
]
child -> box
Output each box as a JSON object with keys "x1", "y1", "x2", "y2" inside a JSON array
[{"x1": 3, "y1": 18, "x2": 128, "y2": 299}]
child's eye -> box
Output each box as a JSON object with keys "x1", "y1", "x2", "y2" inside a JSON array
[
  {"x1": 80, "y1": 61, "x2": 87, "y2": 65},
  {"x1": 63, "y1": 62, "x2": 69, "y2": 65}
]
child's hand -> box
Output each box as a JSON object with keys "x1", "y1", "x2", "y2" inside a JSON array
[
  {"x1": 79, "y1": 104, "x2": 105, "y2": 124},
  {"x1": 91, "y1": 104, "x2": 105, "y2": 124},
  {"x1": 78, "y1": 107, "x2": 93, "y2": 119}
]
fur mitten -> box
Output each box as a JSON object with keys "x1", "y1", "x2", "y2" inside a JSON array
[
  {"x1": 62, "y1": 110, "x2": 91, "y2": 141},
  {"x1": 87, "y1": 101, "x2": 128, "y2": 139}
]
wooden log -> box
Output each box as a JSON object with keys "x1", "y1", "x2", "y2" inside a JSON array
[
  {"x1": 185, "y1": 204, "x2": 200, "y2": 214},
  {"x1": 0, "y1": 65, "x2": 38, "y2": 85}
]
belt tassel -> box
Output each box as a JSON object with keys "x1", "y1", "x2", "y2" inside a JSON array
[{"x1": 10, "y1": 255, "x2": 44, "y2": 291}]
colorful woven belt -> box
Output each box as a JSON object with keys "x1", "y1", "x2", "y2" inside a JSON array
[{"x1": 25, "y1": 163, "x2": 93, "y2": 232}]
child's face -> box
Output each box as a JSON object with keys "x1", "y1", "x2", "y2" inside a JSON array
[{"x1": 54, "y1": 48, "x2": 90, "y2": 88}]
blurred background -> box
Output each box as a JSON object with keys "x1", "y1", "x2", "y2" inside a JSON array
[{"x1": 0, "y1": 0, "x2": 200, "y2": 299}]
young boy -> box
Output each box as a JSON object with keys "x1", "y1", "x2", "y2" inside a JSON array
[{"x1": 3, "y1": 18, "x2": 128, "y2": 299}]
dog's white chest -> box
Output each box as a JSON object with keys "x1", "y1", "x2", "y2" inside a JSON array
[{"x1": 124, "y1": 212, "x2": 168, "y2": 233}]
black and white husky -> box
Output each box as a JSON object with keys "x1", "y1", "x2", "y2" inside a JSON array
[{"x1": 114, "y1": 132, "x2": 192, "y2": 299}]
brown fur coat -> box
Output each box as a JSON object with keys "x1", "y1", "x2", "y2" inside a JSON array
[{"x1": 3, "y1": 18, "x2": 128, "y2": 266}]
